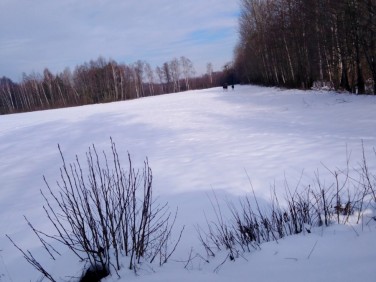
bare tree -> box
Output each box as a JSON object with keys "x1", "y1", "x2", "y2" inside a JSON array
[
  {"x1": 155, "y1": 66, "x2": 165, "y2": 94},
  {"x1": 206, "y1": 63, "x2": 213, "y2": 86},
  {"x1": 144, "y1": 62, "x2": 155, "y2": 96},
  {"x1": 162, "y1": 62, "x2": 172, "y2": 93},
  {"x1": 169, "y1": 58, "x2": 181, "y2": 92},
  {"x1": 133, "y1": 60, "x2": 145, "y2": 98},
  {"x1": 180, "y1": 56, "x2": 195, "y2": 90}
]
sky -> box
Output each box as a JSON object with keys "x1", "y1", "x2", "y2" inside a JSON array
[{"x1": 0, "y1": 0, "x2": 240, "y2": 82}]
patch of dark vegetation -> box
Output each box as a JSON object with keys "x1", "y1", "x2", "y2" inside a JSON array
[{"x1": 80, "y1": 264, "x2": 110, "y2": 282}]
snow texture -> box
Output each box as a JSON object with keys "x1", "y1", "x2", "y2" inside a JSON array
[{"x1": 0, "y1": 85, "x2": 375, "y2": 281}]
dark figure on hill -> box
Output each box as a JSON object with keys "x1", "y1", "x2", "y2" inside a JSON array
[
  {"x1": 231, "y1": 84, "x2": 234, "y2": 90},
  {"x1": 223, "y1": 83, "x2": 228, "y2": 91}
]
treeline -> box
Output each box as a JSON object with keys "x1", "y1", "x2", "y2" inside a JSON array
[
  {"x1": 235, "y1": 0, "x2": 376, "y2": 94},
  {"x1": 0, "y1": 57, "x2": 226, "y2": 115}
]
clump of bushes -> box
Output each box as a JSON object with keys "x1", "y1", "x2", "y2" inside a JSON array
[
  {"x1": 7, "y1": 141, "x2": 376, "y2": 279},
  {"x1": 197, "y1": 146, "x2": 376, "y2": 264},
  {"x1": 8, "y1": 139, "x2": 183, "y2": 281}
]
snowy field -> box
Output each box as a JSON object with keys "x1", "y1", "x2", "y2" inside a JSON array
[{"x1": 0, "y1": 85, "x2": 375, "y2": 281}]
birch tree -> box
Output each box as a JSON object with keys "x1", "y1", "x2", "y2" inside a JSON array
[{"x1": 180, "y1": 56, "x2": 195, "y2": 90}]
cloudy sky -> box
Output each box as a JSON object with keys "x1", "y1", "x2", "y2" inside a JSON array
[{"x1": 0, "y1": 0, "x2": 240, "y2": 81}]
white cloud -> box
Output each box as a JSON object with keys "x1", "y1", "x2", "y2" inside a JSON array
[{"x1": 0, "y1": 0, "x2": 239, "y2": 80}]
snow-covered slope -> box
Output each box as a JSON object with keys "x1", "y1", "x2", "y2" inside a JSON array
[{"x1": 0, "y1": 85, "x2": 375, "y2": 281}]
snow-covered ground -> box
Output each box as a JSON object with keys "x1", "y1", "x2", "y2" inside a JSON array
[{"x1": 0, "y1": 85, "x2": 375, "y2": 281}]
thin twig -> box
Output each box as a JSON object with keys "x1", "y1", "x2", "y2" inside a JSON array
[{"x1": 307, "y1": 240, "x2": 318, "y2": 259}]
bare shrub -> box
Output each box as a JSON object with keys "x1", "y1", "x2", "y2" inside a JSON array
[
  {"x1": 198, "y1": 145, "x2": 376, "y2": 263},
  {"x1": 7, "y1": 139, "x2": 183, "y2": 281},
  {"x1": 196, "y1": 192, "x2": 238, "y2": 261}
]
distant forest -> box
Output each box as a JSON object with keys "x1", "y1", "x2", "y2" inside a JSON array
[
  {"x1": 2, "y1": 0, "x2": 375, "y2": 114},
  {"x1": 235, "y1": 0, "x2": 376, "y2": 94},
  {"x1": 0, "y1": 57, "x2": 234, "y2": 115}
]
